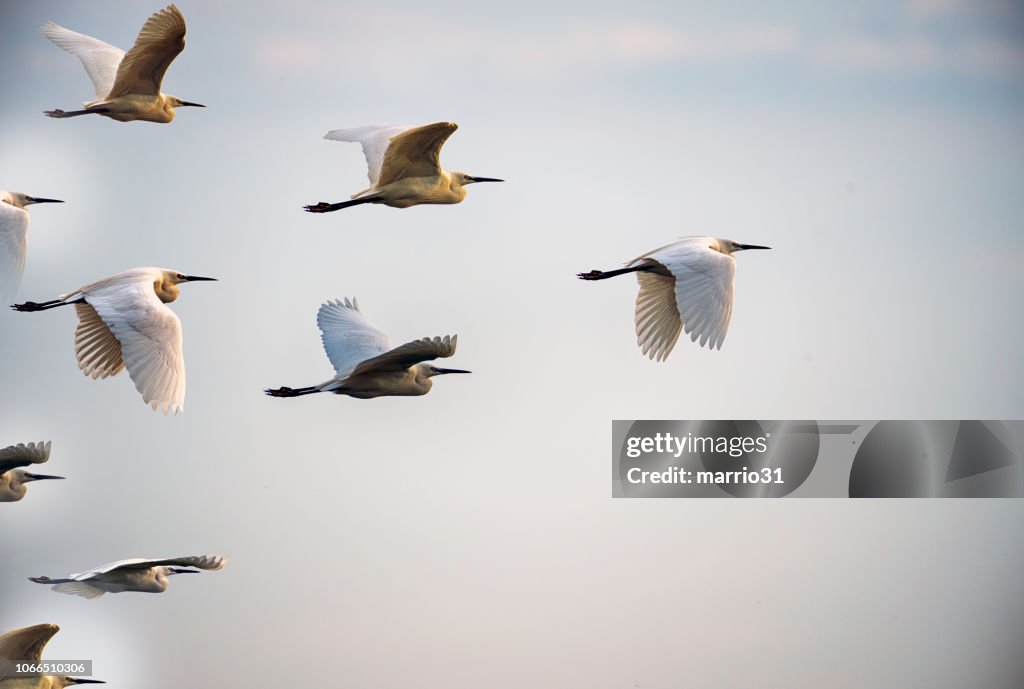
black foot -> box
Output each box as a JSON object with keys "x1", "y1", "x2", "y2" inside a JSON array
[
  {"x1": 304, "y1": 201, "x2": 340, "y2": 213},
  {"x1": 577, "y1": 270, "x2": 606, "y2": 280}
]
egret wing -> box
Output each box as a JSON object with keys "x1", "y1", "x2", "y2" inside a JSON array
[
  {"x1": 41, "y1": 22, "x2": 125, "y2": 99},
  {"x1": 0, "y1": 441, "x2": 52, "y2": 475},
  {"x1": 632, "y1": 265, "x2": 684, "y2": 362},
  {"x1": 114, "y1": 555, "x2": 227, "y2": 571},
  {"x1": 324, "y1": 125, "x2": 411, "y2": 186},
  {"x1": 376, "y1": 122, "x2": 458, "y2": 186},
  {"x1": 84, "y1": 279, "x2": 186, "y2": 414},
  {"x1": 351, "y1": 335, "x2": 457, "y2": 376},
  {"x1": 644, "y1": 243, "x2": 735, "y2": 350},
  {"x1": 0, "y1": 201, "x2": 28, "y2": 303},
  {"x1": 316, "y1": 298, "x2": 391, "y2": 377},
  {"x1": 0, "y1": 624, "x2": 59, "y2": 662},
  {"x1": 71, "y1": 555, "x2": 226, "y2": 579},
  {"x1": 74, "y1": 303, "x2": 126, "y2": 379},
  {"x1": 106, "y1": 4, "x2": 186, "y2": 98},
  {"x1": 51, "y1": 582, "x2": 106, "y2": 599}
]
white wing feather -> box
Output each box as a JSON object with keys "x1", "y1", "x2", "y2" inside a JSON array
[
  {"x1": 351, "y1": 335, "x2": 458, "y2": 376},
  {"x1": 81, "y1": 276, "x2": 186, "y2": 414},
  {"x1": 629, "y1": 238, "x2": 736, "y2": 355},
  {"x1": 316, "y1": 298, "x2": 392, "y2": 377},
  {"x1": 323, "y1": 125, "x2": 411, "y2": 186},
  {"x1": 0, "y1": 441, "x2": 52, "y2": 475},
  {"x1": 41, "y1": 21, "x2": 125, "y2": 100},
  {"x1": 0, "y1": 201, "x2": 29, "y2": 304},
  {"x1": 70, "y1": 555, "x2": 227, "y2": 579},
  {"x1": 51, "y1": 582, "x2": 106, "y2": 599}
]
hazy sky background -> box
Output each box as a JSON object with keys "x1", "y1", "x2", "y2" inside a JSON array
[{"x1": 2, "y1": 0, "x2": 1023, "y2": 686}]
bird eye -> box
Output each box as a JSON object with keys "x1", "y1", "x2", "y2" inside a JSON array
[{"x1": 176, "y1": 273, "x2": 185, "y2": 279}]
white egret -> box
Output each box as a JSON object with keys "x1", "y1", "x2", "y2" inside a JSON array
[
  {"x1": 29, "y1": 555, "x2": 227, "y2": 599},
  {"x1": 0, "y1": 623, "x2": 105, "y2": 687},
  {"x1": 0, "y1": 442, "x2": 63, "y2": 503},
  {"x1": 265, "y1": 298, "x2": 470, "y2": 399},
  {"x1": 12, "y1": 267, "x2": 216, "y2": 415},
  {"x1": 304, "y1": 122, "x2": 503, "y2": 213},
  {"x1": 0, "y1": 192, "x2": 64, "y2": 303},
  {"x1": 578, "y1": 236, "x2": 771, "y2": 361},
  {"x1": 42, "y1": 4, "x2": 204, "y2": 123}
]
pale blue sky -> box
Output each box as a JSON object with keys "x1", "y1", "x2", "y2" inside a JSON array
[{"x1": 2, "y1": 1, "x2": 1023, "y2": 687}]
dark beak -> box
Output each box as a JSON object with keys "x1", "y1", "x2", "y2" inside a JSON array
[
  {"x1": 435, "y1": 368, "x2": 472, "y2": 374},
  {"x1": 179, "y1": 101, "x2": 206, "y2": 108},
  {"x1": 25, "y1": 473, "x2": 65, "y2": 480},
  {"x1": 26, "y1": 196, "x2": 64, "y2": 204},
  {"x1": 170, "y1": 568, "x2": 200, "y2": 574},
  {"x1": 182, "y1": 275, "x2": 217, "y2": 282},
  {"x1": 70, "y1": 680, "x2": 106, "y2": 685},
  {"x1": 467, "y1": 176, "x2": 504, "y2": 183},
  {"x1": 735, "y1": 243, "x2": 772, "y2": 251}
]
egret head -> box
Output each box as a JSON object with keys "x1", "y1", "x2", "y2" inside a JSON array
[
  {"x1": 154, "y1": 270, "x2": 217, "y2": 304},
  {"x1": 718, "y1": 239, "x2": 772, "y2": 255},
  {"x1": 426, "y1": 365, "x2": 472, "y2": 378},
  {"x1": 167, "y1": 271, "x2": 218, "y2": 286},
  {"x1": 15, "y1": 469, "x2": 66, "y2": 484},
  {"x1": 0, "y1": 191, "x2": 64, "y2": 209},
  {"x1": 168, "y1": 95, "x2": 206, "y2": 110},
  {"x1": 456, "y1": 172, "x2": 504, "y2": 187},
  {"x1": 54, "y1": 678, "x2": 105, "y2": 687}
]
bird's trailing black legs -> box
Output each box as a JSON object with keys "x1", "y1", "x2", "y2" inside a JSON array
[
  {"x1": 264, "y1": 386, "x2": 321, "y2": 397},
  {"x1": 10, "y1": 298, "x2": 82, "y2": 312},
  {"x1": 43, "y1": 108, "x2": 107, "y2": 118},
  {"x1": 28, "y1": 576, "x2": 74, "y2": 584},
  {"x1": 577, "y1": 265, "x2": 652, "y2": 281},
  {"x1": 303, "y1": 198, "x2": 375, "y2": 213}
]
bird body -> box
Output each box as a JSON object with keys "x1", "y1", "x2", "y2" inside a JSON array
[
  {"x1": 42, "y1": 4, "x2": 204, "y2": 123},
  {"x1": 0, "y1": 624, "x2": 104, "y2": 687},
  {"x1": 29, "y1": 555, "x2": 227, "y2": 599},
  {"x1": 304, "y1": 122, "x2": 502, "y2": 212},
  {"x1": 0, "y1": 192, "x2": 64, "y2": 303},
  {"x1": 266, "y1": 298, "x2": 470, "y2": 399},
  {"x1": 12, "y1": 267, "x2": 216, "y2": 414},
  {"x1": 578, "y1": 236, "x2": 770, "y2": 361},
  {"x1": 0, "y1": 442, "x2": 63, "y2": 503}
]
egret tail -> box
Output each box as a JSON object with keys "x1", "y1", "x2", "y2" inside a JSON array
[
  {"x1": 304, "y1": 198, "x2": 376, "y2": 213},
  {"x1": 264, "y1": 386, "x2": 321, "y2": 397}
]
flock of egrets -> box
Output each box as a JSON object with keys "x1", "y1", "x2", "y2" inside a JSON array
[{"x1": 1, "y1": 4, "x2": 772, "y2": 684}]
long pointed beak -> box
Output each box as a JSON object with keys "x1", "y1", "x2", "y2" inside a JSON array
[
  {"x1": 170, "y1": 568, "x2": 200, "y2": 574},
  {"x1": 26, "y1": 197, "x2": 64, "y2": 204},
  {"x1": 70, "y1": 679, "x2": 106, "y2": 684},
  {"x1": 182, "y1": 275, "x2": 217, "y2": 282},
  {"x1": 179, "y1": 101, "x2": 206, "y2": 108},
  {"x1": 25, "y1": 473, "x2": 65, "y2": 481},
  {"x1": 435, "y1": 368, "x2": 472, "y2": 374},
  {"x1": 468, "y1": 176, "x2": 503, "y2": 183},
  {"x1": 735, "y1": 243, "x2": 772, "y2": 251}
]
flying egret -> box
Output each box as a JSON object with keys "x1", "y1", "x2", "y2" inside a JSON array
[
  {"x1": 0, "y1": 192, "x2": 64, "y2": 303},
  {"x1": 304, "y1": 122, "x2": 503, "y2": 213},
  {"x1": 0, "y1": 623, "x2": 105, "y2": 687},
  {"x1": 578, "y1": 236, "x2": 771, "y2": 361},
  {"x1": 29, "y1": 555, "x2": 227, "y2": 599},
  {"x1": 0, "y1": 442, "x2": 63, "y2": 503},
  {"x1": 11, "y1": 267, "x2": 216, "y2": 415},
  {"x1": 41, "y1": 4, "x2": 204, "y2": 123},
  {"x1": 265, "y1": 298, "x2": 470, "y2": 399}
]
